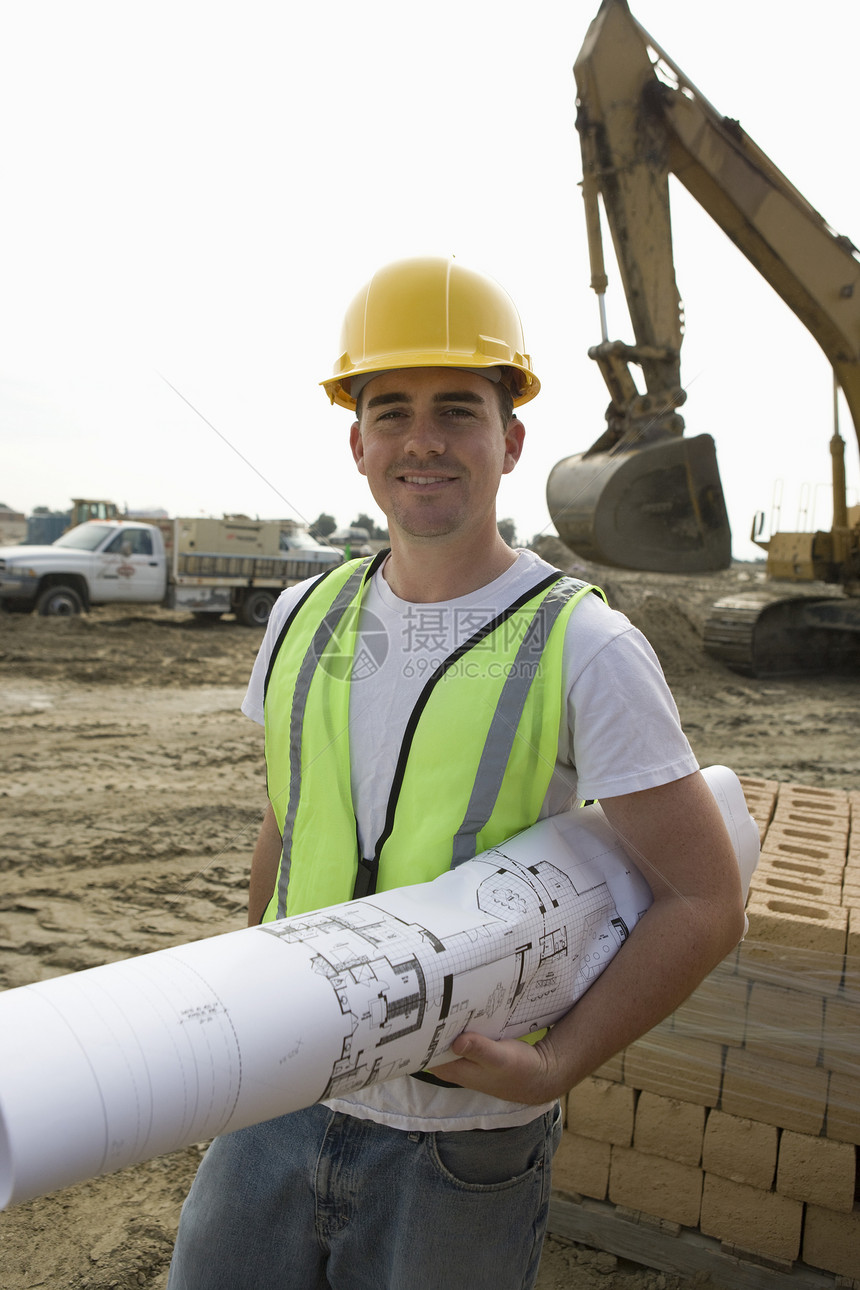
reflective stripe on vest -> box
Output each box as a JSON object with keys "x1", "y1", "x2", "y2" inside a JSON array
[{"x1": 262, "y1": 558, "x2": 600, "y2": 921}]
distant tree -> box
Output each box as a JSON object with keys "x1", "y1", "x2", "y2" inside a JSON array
[
  {"x1": 350, "y1": 512, "x2": 388, "y2": 540},
  {"x1": 498, "y1": 517, "x2": 517, "y2": 547},
  {"x1": 310, "y1": 512, "x2": 337, "y2": 538}
]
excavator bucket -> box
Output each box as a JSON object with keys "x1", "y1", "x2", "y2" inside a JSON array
[{"x1": 546, "y1": 433, "x2": 732, "y2": 573}]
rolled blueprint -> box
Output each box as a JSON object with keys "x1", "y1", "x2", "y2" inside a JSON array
[{"x1": 0, "y1": 765, "x2": 758, "y2": 1208}]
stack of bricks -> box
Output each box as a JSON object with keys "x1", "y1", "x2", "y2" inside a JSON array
[{"x1": 553, "y1": 776, "x2": 860, "y2": 1283}]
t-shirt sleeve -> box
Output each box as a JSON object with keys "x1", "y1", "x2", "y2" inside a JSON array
[
  {"x1": 240, "y1": 578, "x2": 319, "y2": 726},
  {"x1": 563, "y1": 595, "x2": 699, "y2": 802},
  {"x1": 241, "y1": 640, "x2": 271, "y2": 726}
]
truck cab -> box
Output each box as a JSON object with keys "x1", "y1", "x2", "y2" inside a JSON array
[{"x1": 0, "y1": 521, "x2": 169, "y2": 615}]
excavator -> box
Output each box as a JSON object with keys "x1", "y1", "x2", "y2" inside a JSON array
[{"x1": 546, "y1": 0, "x2": 860, "y2": 674}]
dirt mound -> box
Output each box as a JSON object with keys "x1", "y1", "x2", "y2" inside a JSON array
[
  {"x1": 533, "y1": 535, "x2": 748, "y2": 686},
  {"x1": 624, "y1": 594, "x2": 724, "y2": 683}
]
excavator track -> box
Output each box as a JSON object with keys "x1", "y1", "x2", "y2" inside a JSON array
[{"x1": 704, "y1": 592, "x2": 860, "y2": 676}]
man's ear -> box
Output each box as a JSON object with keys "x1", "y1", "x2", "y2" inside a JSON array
[
  {"x1": 502, "y1": 418, "x2": 525, "y2": 475},
  {"x1": 350, "y1": 421, "x2": 366, "y2": 476}
]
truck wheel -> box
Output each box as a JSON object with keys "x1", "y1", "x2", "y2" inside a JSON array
[
  {"x1": 36, "y1": 585, "x2": 84, "y2": 617},
  {"x1": 238, "y1": 590, "x2": 275, "y2": 627}
]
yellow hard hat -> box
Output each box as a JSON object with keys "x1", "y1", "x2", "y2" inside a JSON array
[{"x1": 321, "y1": 256, "x2": 540, "y2": 410}]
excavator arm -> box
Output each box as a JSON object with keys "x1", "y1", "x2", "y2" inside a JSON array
[
  {"x1": 659, "y1": 48, "x2": 860, "y2": 447},
  {"x1": 547, "y1": 0, "x2": 860, "y2": 591}
]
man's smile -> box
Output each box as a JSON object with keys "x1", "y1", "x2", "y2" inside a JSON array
[{"x1": 399, "y1": 474, "x2": 455, "y2": 487}]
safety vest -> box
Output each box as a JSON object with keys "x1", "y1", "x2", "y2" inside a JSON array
[{"x1": 262, "y1": 554, "x2": 600, "y2": 922}]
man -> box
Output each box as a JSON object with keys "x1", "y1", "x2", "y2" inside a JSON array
[{"x1": 168, "y1": 257, "x2": 744, "y2": 1290}]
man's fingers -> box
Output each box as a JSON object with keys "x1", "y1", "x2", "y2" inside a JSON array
[{"x1": 450, "y1": 1033, "x2": 497, "y2": 1064}]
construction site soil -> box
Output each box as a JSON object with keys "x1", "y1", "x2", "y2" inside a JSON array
[{"x1": 0, "y1": 544, "x2": 856, "y2": 1289}]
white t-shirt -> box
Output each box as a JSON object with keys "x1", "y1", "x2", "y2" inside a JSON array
[{"x1": 242, "y1": 549, "x2": 697, "y2": 1130}]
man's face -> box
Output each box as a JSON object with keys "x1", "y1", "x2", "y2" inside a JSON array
[{"x1": 349, "y1": 368, "x2": 524, "y2": 544}]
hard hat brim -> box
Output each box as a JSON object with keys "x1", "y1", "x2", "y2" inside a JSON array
[{"x1": 322, "y1": 358, "x2": 540, "y2": 411}]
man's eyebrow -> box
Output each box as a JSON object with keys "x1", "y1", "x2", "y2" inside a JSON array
[
  {"x1": 366, "y1": 391, "x2": 412, "y2": 409},
  {"x1": 365, "y1": 389, "x2": 487, "y2": 410},
  {"x1": 433, "y1": 390, "x2": 486, "y2": 405}
]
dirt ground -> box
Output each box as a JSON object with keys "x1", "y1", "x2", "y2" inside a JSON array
[{"x1": 0, "y1": 546, "x2": 856, "y2": 1289}]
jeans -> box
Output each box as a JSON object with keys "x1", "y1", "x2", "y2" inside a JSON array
[{"x1": 167, "y1": 1102, "x2": 562, "y2": 1289}]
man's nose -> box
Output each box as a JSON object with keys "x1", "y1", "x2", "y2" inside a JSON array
[{"x1": 404, "y1": 411, "x2": 445, "y2": 456}]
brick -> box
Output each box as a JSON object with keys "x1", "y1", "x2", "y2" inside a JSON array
[
  {"x1": 749, "y1": 871, "x2": 843, "y2": 907},
  {"x1": 841, "y1": 882, "x2": 860, "y2": 909},
  {"x1": 767, "y1": 824, "x2": 849, "y2": 855},
  {"x1": 745, "y1": 980, "x2": 824, "y2": 1067},
  {"x1": 743, "y1": 791, "x2": 775, "y2": 816},
  {"x1": 747, "y1": 774, "x2": 778, "y2": 794},
  {"x1": 741, "y1": 792, "x2": 776, "y2": 833},
  {"x1": 759, "y1": 836, "x2": 847, "y2": 867},
  {"x1": 623, "y1": 1029, "x2": 723, "y2": 1108},
  {"x1": 771, "y1": 809, "x2": 850, "y2": 841},
  {"x1": 757, "y1": 853, "x2": 844, "y2": 882},
  {"x1": 702, "y1": 1109, "x2": 777, "y2": 1190},
  {"x1": 736, "y1": 940, "x2": 844, "y2": 999},
  {"x1": 739, "y1": 775, "x2": 779, "y2": 798},
  {"x1": 773, "y1": 799, "x2": 849, "y2": 821},
  {"x1": 850, "y1": 908, "x2": 860, "y2": 960},
  {"x1": 592, "y1": 1050, "x2": 624, "y2": 1084},
  {"x1": 822, "y1": 996, "x2": 860, "y2": 1078},
  {"x1": 633, "y1": 1091, "x2": 704, "y2": 1166},
  {"x1": 671, "y1": 964, "x2": 748, "y2": 1047},
  {"x1": 776, "y1": 1129, "x2": 856, "y2": 1211},
  {"x1": 552, "y1": 1130, "x2": 610, "y2": 1200},
  {"x1": 827, "y1": 1071, "x2": 860, "y2": 1145},
  {"x1": 609, "y1": 1144, "x2": 703, "y2": 1228},
  {"x1": 565, "y1": 1076, "x2": 634, "y2": 1146},
  {"x1": 803, "y1": 1203, "x2": 860, "y2": 1280},
  {"x1": 745, "y1": 896, "x2": 848, "y2": 955},
  {"x1": 700, "y1": 1173, "x2": 802, "y2": 1262},
  {"x1": 722, "y1": 1047, "x2": 827, "y2": 1135},
  {"x1": 777, "y1": 784, "x2": 849, "y2": 815}
]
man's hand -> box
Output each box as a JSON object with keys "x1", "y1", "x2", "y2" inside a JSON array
[
  {"x1": 430, "y1": 1032, "x2": 563, "y2": 1105},
  {"x1": 433, "y1": 773, "x2": 747, "y2": 1106}
]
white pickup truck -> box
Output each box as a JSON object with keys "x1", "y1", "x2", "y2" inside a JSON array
[{"x1": 0, "y1": 516, "x2": 343, "y2": 626}]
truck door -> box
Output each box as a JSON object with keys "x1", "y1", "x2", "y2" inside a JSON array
[{"x1": 93, "y1": 528, "x2": 165, "y2": 603}]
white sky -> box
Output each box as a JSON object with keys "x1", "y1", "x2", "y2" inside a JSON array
[{"x1": 2, "y1": 0, "x2": 858, "y2": 561}]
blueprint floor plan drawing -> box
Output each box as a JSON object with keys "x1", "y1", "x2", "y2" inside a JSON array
[
  {"x1": 0, "y1": 766, "x2": 758, "y2": 1209},
  {"x1": 264, "y1": 839, "x2": 638, "y2": 1103}
]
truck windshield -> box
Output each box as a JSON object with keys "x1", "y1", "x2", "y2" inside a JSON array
[{"x1": 53, "y1": 524, "x2": 115, "y2": 551}]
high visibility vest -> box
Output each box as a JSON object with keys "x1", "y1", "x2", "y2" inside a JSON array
[{"x1": 262, "y1": 554, "x2": 600, "y2": 922}]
